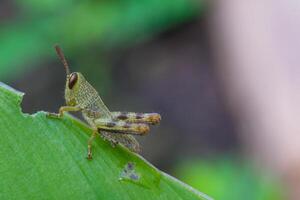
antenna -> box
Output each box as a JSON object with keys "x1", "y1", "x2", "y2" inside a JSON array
[{"x1": 54, "y1": 44, "x2": 71, "y2": 75}]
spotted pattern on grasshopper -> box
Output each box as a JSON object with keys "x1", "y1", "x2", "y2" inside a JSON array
[{"x1": 47, "y1": 45, "x2": 161, "y2": 159}]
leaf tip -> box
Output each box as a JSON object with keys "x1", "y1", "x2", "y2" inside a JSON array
[{"x1": 0, "y1": 82, "x2": 24, "y2": 97}]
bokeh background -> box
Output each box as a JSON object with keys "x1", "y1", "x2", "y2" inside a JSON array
[{"x1": 1, "y1": 0, "x2": 299, "y2": 199}]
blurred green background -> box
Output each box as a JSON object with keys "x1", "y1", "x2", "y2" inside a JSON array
[{"x1": 0, "y1": 0, "x2": 284, "y2": 199}]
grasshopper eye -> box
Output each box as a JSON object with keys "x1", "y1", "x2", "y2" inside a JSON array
[{"x1": 68, "y1": 72, "x2": 78, "y2": 89}]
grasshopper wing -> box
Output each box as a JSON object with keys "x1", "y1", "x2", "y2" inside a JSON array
[{"x1": 100, "y1": 131, "x2": 141, "y2": 153}]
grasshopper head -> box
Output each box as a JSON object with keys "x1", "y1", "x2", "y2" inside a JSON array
[
  {"x1": 54, "y1": 45, "x2": 84, "y2": 106},
  {"x1": 64, "y1": 72, "x2": 86, "y2": 106}
]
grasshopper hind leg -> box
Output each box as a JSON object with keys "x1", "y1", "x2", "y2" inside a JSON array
[
  {"x1": 111, "y1": 112, "x2": 161, "y2": 125},
  {"x1": 94, "y1": 118, "x2": 150, "y2": 135}
]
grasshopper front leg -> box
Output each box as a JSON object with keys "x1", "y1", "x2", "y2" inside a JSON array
[
  {"x1": 47, "y1": 106, "x2": 81, "y2": 118},
  {"x1": 87, "y1": 129, "x2": 98, "y2": 160}
]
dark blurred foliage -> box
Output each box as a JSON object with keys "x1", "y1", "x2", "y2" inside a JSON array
[
  {"x1": 0, "y1": 0, "x2": 203, "y2": 79},
  {"x1": 0, "y1": 0, "x2": 282, "y2": 198}
]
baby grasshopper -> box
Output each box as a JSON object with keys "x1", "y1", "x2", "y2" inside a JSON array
[{"x1": 47, "y1": 45, "x2": 161, "y2": 159}]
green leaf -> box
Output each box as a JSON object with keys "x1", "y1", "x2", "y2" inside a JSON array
[{"x1": 0, "y1": 82, "x2": 211, "y2": 200}]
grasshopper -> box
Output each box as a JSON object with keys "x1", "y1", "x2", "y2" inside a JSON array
[{"x1": 47, "y1": 45, "x2": 161, "y2": 159}]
